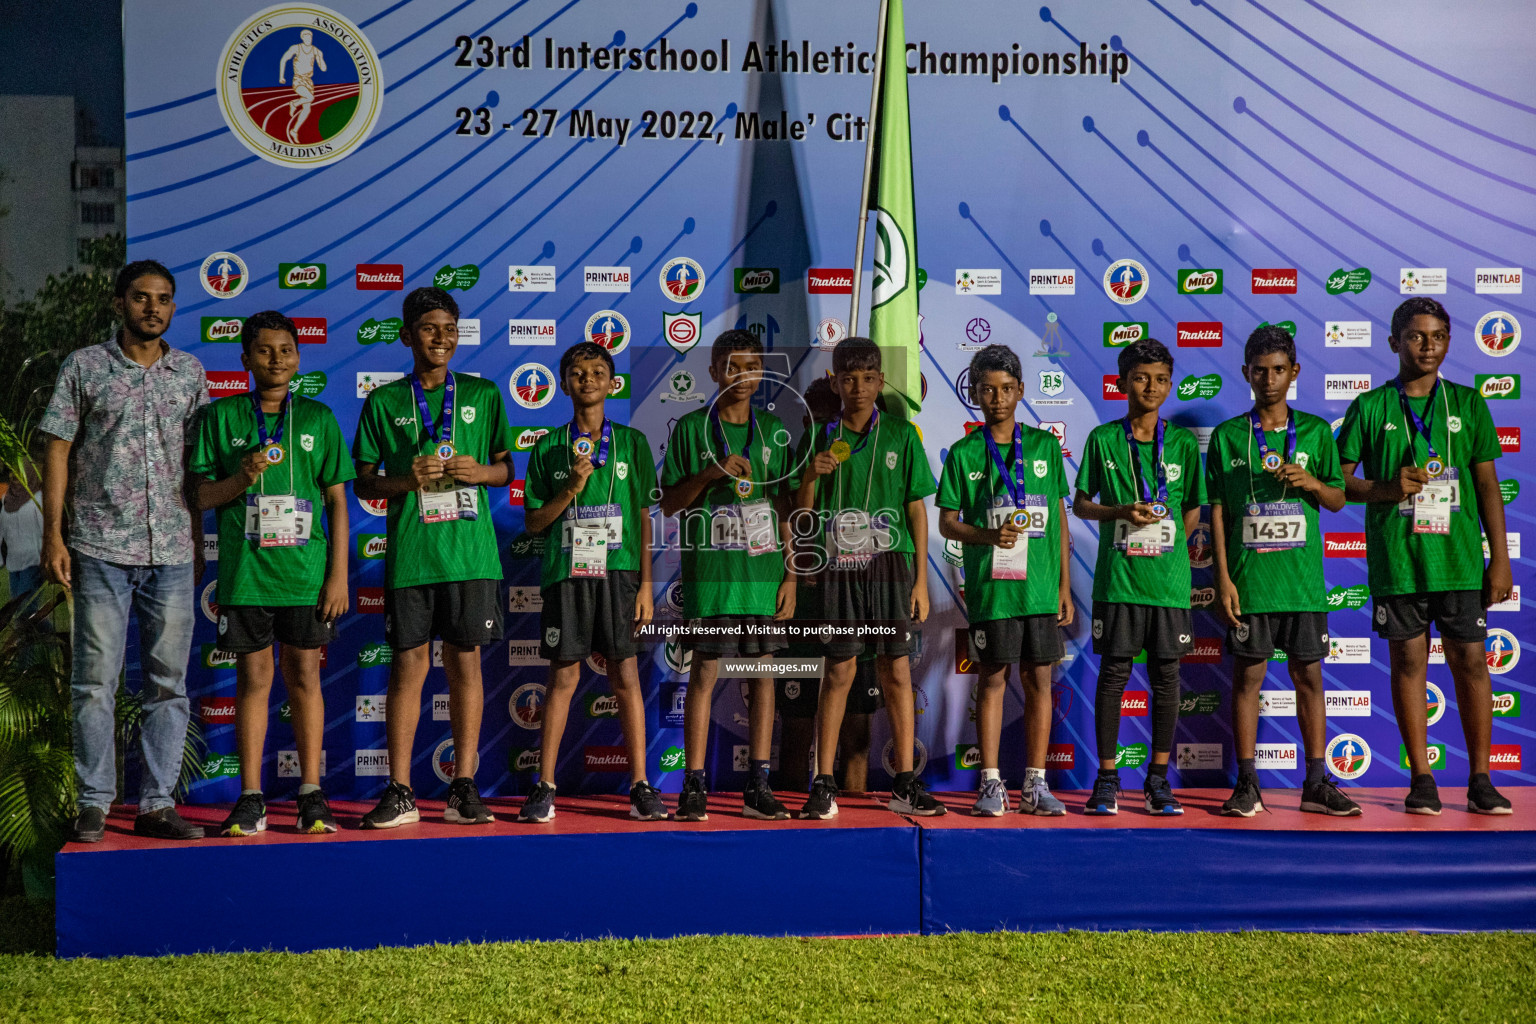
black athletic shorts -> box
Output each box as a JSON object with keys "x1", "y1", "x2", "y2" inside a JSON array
[
  {"x1": 540, "y1": 570, "x2": 641, "y2": 662},
  {"x1": 682, "y1": 615, "x2": 789, "y2": 656},
  {"x1": 217, "y1": 604, "x2": 334, "y2": 654},
  {"x1": 969, "y1": 614, "x2": 1066, "y2": 666},
  {"x1": 1372, "y1": 590, "x2": 1487, "y2": 644},
  {"x1": 1227, "y1": 611, "x2": 1330, "y2": 661},
  {"x1": 385, "y1": 580, "x2": 504, "y2": 651},
  {"x1": 820, "y1": 551, "x2": 915, "y2": 659},
  {"x1": 777, "y1": 658, "x2": 882, "y2": 719},
  {"x1": 1090, "y1": 601, "x2": 1194, "y2": 660}
]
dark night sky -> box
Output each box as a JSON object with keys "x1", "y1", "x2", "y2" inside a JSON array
[{"x1": 0, "y1": 0, "x2": 124, "y2": 145}]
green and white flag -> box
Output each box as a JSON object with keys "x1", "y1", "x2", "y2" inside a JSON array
[{"x1": 867, "y1": 0, "x2": 921, "y2": 415}]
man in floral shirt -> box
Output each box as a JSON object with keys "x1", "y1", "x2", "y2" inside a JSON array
[{"x1": 40, "y1": 260, "x2": 209, "y2": 842}]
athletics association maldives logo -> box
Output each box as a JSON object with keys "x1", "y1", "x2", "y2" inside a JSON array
[
  {"x1": 1103, "y1": 259, "x2": 1148, "y2": 304},
  {"x1": 510, "y1": 363, "x2": 556, "y2": 409},
  {"x1": 217, "y1": 5, "x2": 384, "y2": 168},
  {"x1": 1486, "y1": 628, "x2": 1520, "y2": 674},
  {"x1": 584, "y1": 310, "x2": 630, "y2": 354},
  {"x1": 659, "y1": 258, "x2": 705, "y2": 301},
  {"x1": 1325, "y1": 733, "x2": 1372, "y2": 780},
  {"x1": 1476, "y1": 311, "x2": 1521, "y2": 357},
  {"x1": 200, "y1": 252, "x2": 248, "y2": 299}
]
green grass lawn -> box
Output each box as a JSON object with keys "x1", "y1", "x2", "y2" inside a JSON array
[{"x1": 1, "y1": 899, "x2": 1532, "y2": 1024}]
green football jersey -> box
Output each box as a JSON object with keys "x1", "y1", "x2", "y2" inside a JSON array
[
  {"x1": 1074, "y1": 418, "x2": 1206, "y2": 608},
  {"x1": 189, "y1": 394, "x2": 354, "y2": 607},
  {"x1": 524, "y1": 419, "x2": 658, "y2": 589},
  {"x1": 935, "y1": 424, "x2": 1068, "y2": 621},
  {"x1": 1204, "y1": 410, "x2": 1343, "y2": 614},
  {"x1": 793, "y1": 412, "x2": 936, "y2": 561},
  {"x1": 660, "y1": 406, "x2": 791, "y2": 618},
  {"x1": 351, "y1": 373, "x2": 515, "y2": 589},
  {"x1": 1336, "y1": 379, "x2": 1500, "y2": 596}
]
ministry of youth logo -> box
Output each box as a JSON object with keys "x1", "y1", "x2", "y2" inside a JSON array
[
  {"x1": 871, "y1": 207, "x2": 909, "y2": 308},
  {"x1": 218, "y1": 5, "x2": 384, "y2": 168}
]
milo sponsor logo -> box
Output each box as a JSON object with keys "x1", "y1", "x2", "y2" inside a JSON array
[
  {"x1": 357, "y1": 534, "x2": 387, "y2": 559},
  {"x1": 357, "y1": 642, "x2": 394, "y2": 668},
  {"x1": 288, "y1": 370, "x2": 327, "y2": 397},
  {"x1": 279, "y1": 263, "x2": 326, "y2": 289},
  {"x1": 357, "y1": 317, "x2": 403, "y2": 345},
  {"x1": 1115, "y1": 742, "x2": 1149, "y2": 768},
  {"x1": 586, "y1": 694, "x2": 620, "y2": 718},
  {"x1": 1177, "y1": 269, "x2": 1223, "y2": 294},
  {"x1": 509, "y1": 748, "x2": 540, "y2": 772},
  {"x1": 201, "y1": 316, "x2": 244, "y2": 343},
  {"x1": 1492, "y1": 691, "x2": 1520, "y2": 717},
  {"x1": 1190, "y1": 586, "x2": 1215, "y2": 609},
  {"x1": 1400, "y1": 743, "x2": 1447, "y2": 770},
  {"x1": 954, "y1": 744, "x2": 981, "y2": 770},
  {"x1": 1477, "y1": 374, "x2": 1520, "y2": 400},
  {"x1": 1177, "y1": 373, "x2": 1222, "y2": 400},
  {"x1": 432, "y1": 264, "x2": 481, "y2": 291},
  {"x1": 200, "y1": 644, "x2": 237, "y2": 670},
  {"x1": 1325, "y1": 584, "x2": 1371, "y2": 610},
  {"x1": 1179, "y1": 690, "x2": 1222, "y2": 715},
  {"x1": 1325, "y1": 267, "x2": 1372, "y2": 295},
  {"x1": 734, "y1": 267, "x2": 779, "y2": 293},
  {"x1": 1103, "y1": 321, "x2": 1149, "y2": 347}
]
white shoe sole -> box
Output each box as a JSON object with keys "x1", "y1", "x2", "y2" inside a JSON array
[
  {"x1": 1405, "y1": 804, "x2": 1442, "y2": 816},
  {"x1": 1083, "y1": 805, "x2": 1118, "y2": 816},
  {"x1": 1467, "y1": 802, "x2": 1513, "y2": 816},
  {"x1": 221, "y1": 816, "x2": 267, "y2": 837},
  {"x1": 970, "y1": 805, "x2": 1006, "y2": 817},
  {"x1": 444, "y1": 808, "x2": 496, "y2": 824},
  {"x1": 799, "y1": 802, "x2": 839, "y2": 820},
  {"x1": 362, "y1": 808, "x2": 420, "y2": 829},
  {"x1": 517, "y1": 806, "x2": 555, "y2": 824},
  {"x1": 630, "y1": 807, "x2": 668, "y2": 821},
  {"x1": 1299, "y1": 800, "x2": 1361, "y2": 817},
  {"x1": 1221, "y1": 805, "x2": 1260, "y2": 818},
  {"x1": 741, "y1": 806, "x2": 786, "y2": 821}
]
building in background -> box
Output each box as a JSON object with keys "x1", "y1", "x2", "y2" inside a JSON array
[{"x1": 0, "y1": 95, "x2": 124, "y2": 300}]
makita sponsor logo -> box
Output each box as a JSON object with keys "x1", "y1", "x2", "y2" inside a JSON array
[
  {"x1": 200, "y1": 697, "x2": 237, "y2": 722},
  {"x1": 1102, "y1": 375, "x2": 1126, "y2": 400},
  {"x1": 1499, "y1": 426, "x2": 1521, "y2": 452},
  {"x1": 509, "y1": 480, "x2": 525, "y2": 506},
  {"x1": 1045, "y1": 743, "x2": 1075, "y2": 768},
  {"x1": 1325, "y1": 533, "x2": 1366, "y2": 557},
  {"x1": 1176, "y1": 321, "x2": 1222, "y2": 347},
  {"x1": 1490, "y1": 744, "x2": 1522, "y2": 770},
  {"x1": 292, "y1": 317, "x2": 327, "y2": 343},
  {"x1": 584, "y1": 745, "x2": 630, "y2": 772},
  {"x1": 1120, "y1": 691, "x2": 1149, "y2": 716},
  {"x1": 357, "y1": 587, "x2": 385, "y2": 612},
  {"x1": 807, "y1": 268, "x2": 854, "y2": 294},
  {"x1": 1182, "y1": 638, "x2": 1223, "y2": 663},
  {"x1": 206, "y1": 371, "x2": 249, "y2": 396},
  {"x1": 1325, "y1": 373, "x2": 1372, "y2": 400},
  {"x1": 355, "y1": 264, "x2": 404, "y2": 290},
  {"x1": 1251, "y1": 269, "x2": 1298, "y2": 294}
]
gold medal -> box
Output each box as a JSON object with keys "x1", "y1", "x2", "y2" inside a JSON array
[
  {"x1": 829, "y1": 439, "x2": 852, "y2": 463},
  {"x1": 435, "y1": 441, "x2": 456, "y2": 461},
  {"x1": 735, "y1": 477, "x2": 754, "y2": 498},
  {"x1": 572, "y1": 436, "x2": 594, "y2": 459},
  {"x1": 1424, "y1": 457, "x2": 1445, "y2": 478},
  {"x1": 263, "y1": 443, "x2": 285, "y2": 464}
]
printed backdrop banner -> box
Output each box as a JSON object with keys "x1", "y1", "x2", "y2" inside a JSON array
[{"x1": 123, "y1": 1, "x2": 1533, "y2": 801}]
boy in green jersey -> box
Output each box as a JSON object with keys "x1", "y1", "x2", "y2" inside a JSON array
[
  {"x1": 517, "y1": 342, "x2": 661, "y2": 823},
  {"x1": 190, "y1": 311, "x2": 352, "y2": 836},
  {"x1": 352, "y1": 287, "x2": 515, "y2": 829},
  {"x1": 1206, "y1": 325, "x2": 1358, "y2": 818},
  {"x1": 1074, "y1": 338, "x2": 1205, "y2": 816},
  {"x1": 938, "y1": 345, "x2": 1073, "y2": 817},
  {"x1": 793, "y1": 337, "x2": 941, "y2": 819},
  {"x1": 659, "y1": 330, "x2": 795, "y2": 821},
  {"x1": 1338, "y1": 297, "x2": 1514, "y2": 816}
]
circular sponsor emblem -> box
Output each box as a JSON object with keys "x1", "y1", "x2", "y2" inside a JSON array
[
  {"x1": 1425, "y1": 681, "x2": 1446, "y2": 726},
  {"x1": 1247, "y1": 503, "x2": 1262, "y2": 517},
  {"x1": 509, "y1": 682, "x2": 547, "y2": 729},
  {"x1": 659, "y1": 257, "x2": 705, "y2": 301},
  {"x1": 585, "y1": 310, "x2": 630, "y2": 354},
  {"x1": 956, "y1": 367, "x2": 980, "y2": 412},
  {"x1": 1103, "y1": 259, "x2": 1149, "y2": 305},
  {"x1": 965, "y1": 317, "x2": 991, "y2": 345},
  {"x1": 200, "y1": 252, "x2": 248, "y2": 299},
  {"x1": 358, "y1": 495, "x2": 388, "y2": 517},
  {"x1": 586, "y1": 652, "x2": 609, "y2": 676},
  {"x1": 1262, "y1": 451, "x2": 1283, "y2": 471},
  {"x1": 881, "y1": 738, "x2": 929, "y2": 777},
  {"x1": 200, "y1": 580, "x2": 221, "y2": 623},
  {"x1": 1486, "y1": 628, "x2": 1520, "y2": 674},
  {"x1": 432, "y1": 738, "x2": 456, "y2": 784},
  {"x1": 510, "y1": 363, "x2": 556, "y2": 409},
  {"x1": 217, "y1": 4, "x2": 384, "y2": 169},
  {"x1": 1476, "y1": 311, "x2": 1521, "y2": 357},
  {"x1": 1325, "y1": 733, "x2": 1372, "y2": 780},
  {"x1": 816, "y1": 318, "x2": 846, "y2": 348},
  {"x1": 1187, "y1": 522, "x2": 1213, "y2": 568}
]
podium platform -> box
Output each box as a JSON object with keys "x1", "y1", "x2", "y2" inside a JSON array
[{"x1": 56, "y1": 788, "x2": 1536, "y2": 957}]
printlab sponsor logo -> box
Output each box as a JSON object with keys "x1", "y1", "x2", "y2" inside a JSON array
[
  {"x1": 1325, "y1": 690, "x2": 1372, "y2": 716},
  {"x1": 584, "y1": 746, "x2": 630, "y2": 772},
  {"x1": 201, "y1": 316, "x2": 245, "y2": 343},
  {"x1": 200, "y1": 697, "x2": 237, "y2": 721},
  {"x1": 354, "y1": 749, "x2": 391, "y2": 777},
  {"x1": 807, "y1": 268, "x2": 853, "y2": 294},
  {"x1": 1476, "y1": 268, "x2": 1523, "y2": 294},
  {"x1": 1175, "y1": 321, "x2": 1222, "y2": 348},
  {"x1": 1176, "y1": 269, "x2": 1222, "y2": 294},
  {"x1": 1324, "y1": 321, "x2": 1371, "y2": 348},
  {"x1": 583, "y1": 266, "x2": 631, "y2": 292},
  {"x1": 508, "y1": 319, "x2": 556, "y2": 345},
  {"x1": 1326, "y1": 734, "x2": 1371, "y2": 779},
  {"x1": 1251, "y1": 268, "x2": 1297, "y2": 294},
  {"x1": 508, "y1": 641, "x2": 547, "y2": 666},
  {"x1": 279, "y1": 263, "x2": 327, "y2": 289},
  {"x1": 1255, "y1": 743, "x2": 1298, "y2": 771},
  {"x1": 432, "y1": 693, "x2": 450, "y2": 721},
  {"x1": 1175, "y1": 743, "x2": 1223, "y2": 770},
  {"x1": 1103, "y1": 321, "x2": 1148, "y2": 348},
  {"x1": 734, "y1": 267, "x2": 779, "y2": 293},
  {"x1": 1120, "y1": 691, "x2": 1149, "y2": 717},
  {"x1": 1325, "y1": 637, "x2": 1370, "y2": 664},
  {"x1": 1325, "y1": 268, "x2": 1371, "y2": 295},
  {"x1": 1258, "y1": 690, "x2": 1297, "y2": 717},
  {"x1": 1028, "y1": 269, "x2": 1075, "y2": 294},
  {"x1": 355, "y1": 263, "x2": 404, "y2": 290},
  {"x1": 955, "y1": 269, "x2": 1002, "y2": 295},
  {"x1": 1489, "y1": 745, "x2": 1523, "y2": 770},
  {"x1": 206, "y1": 371, "x2": 249, "y2": 396},
  {"x1": 1325, "y1": 373, "x2": 1371, "y2": 400},
  {"x1": 1399, "y1": 267, "x2": 1446, "y2": 294},
  {"x1": 1324, "y1": 533, "x2": 1366, "y2": 557},
  {"x1": 507, "y1": 265, "x2": 556, "y2": 291},
  {"x1": 1477, "y1": 374, "x2": 1520, "y2": 400}
]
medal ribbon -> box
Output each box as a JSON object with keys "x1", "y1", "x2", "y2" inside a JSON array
[
  {"x1": 710, "y1": 406, "x2": 757, "y2": 496},
  {"x1": 1248, "y1": 409, "x2": 1296, "y2": 467},
  {"x1": 1393, "y1": 377, "x2": 1442, "y2": 468},
  {"x1": 410, "y1": 371, "x2": 456, "y2": 448},
  {"x1": 1122, "y1": 416, "x2": 1169, "y2": 508},
  {"x1": 251, "y1": 392, "x2": 290, "y2": 450},
  {"x1": 570, "y1": 417, "x2": 612, "y2": 467},
  {"x1": 825, "y1": 405, "x2": 881, "y2": 456},
  {"x1": 983, "y1": 424, "x2": 1028, "y2": 511}
]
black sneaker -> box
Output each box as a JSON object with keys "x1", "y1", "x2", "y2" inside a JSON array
[
  {"x1": 1143, "y1": 774, "x2": 1184, "y2": 816},
  {"x1": 1467, "y1": 772, "x2": 1513, "y2": 816},
  {"x1": 72, "y1": 806, "x2": 106, "y2": 844},
  {"x1": 445, "y1": 777, "x2": 495, "y2": 824},
  {"x1": 1300, "y1": 774, "x2": 1362, "y2": 817},
  {"x1": 295, "y1": 790, "x2": 339, "y2": 834},
  {"x1": 674, "y1": 774, "x2": 710, "y2": 822},
  {"x1": 133, "y1": 806, "x2": 205, "y2": 840},
  {"x1": 1220, "y1": 775, "x2": 1264, "y2": 818},
  {"x1": 1404, "y1": 773, "x2": 1442, "y2": 816},
  {"x1": 219, "y1": 793, "x2": 267, "y2": 837},
  {"x1": 1084, "y1": 774, "x2": 1120, "y2": 815},
  {"x1": 889, "y1": 776, "x2": 947, "y2": 817},
  {"x1": 799, "y1": 775, "x2": 839, "y2": 820},
  {"x1": 361, "y1": 781, "x2": 419, "y2": 829},
  {"x1": 742, "y1": 777, "x2": 789, "y2": 820},
  {"x1": 517, "y1": 781, "x2": 557, "y2": 823},
  {"x1": 629, "y1": 780, "x2": 668, "y2": 821}
]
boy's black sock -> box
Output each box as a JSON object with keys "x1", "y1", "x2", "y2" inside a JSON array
[
  {"x1": 1097, "y1": 767, "x2": 1119, "y2": 780},
  {"x1": 1237, "y1": 757, "x2": 1257, "y2": 779},
  {"x1": 685, "y1": 768, "x2": 707, "y2": 785},
  {"x1": 1304, "y1": 757, "x2": 1325, "y2": 786},
  {"x1": 751, "y1": 759, "x2": 771, "y2": 783},
  {"x1": 1147, "y1": 761, "x2": 1169, "y2": 779},
  {"x1": 892, "y1": 770, "x2": 915, "y2": 793}
]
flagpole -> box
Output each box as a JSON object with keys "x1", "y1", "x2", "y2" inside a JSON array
[{"x1": 848, "y1": 0, "x2": 890, "y2": 338}]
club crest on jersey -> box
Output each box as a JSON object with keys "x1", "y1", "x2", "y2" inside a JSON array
[
  {"x1": 1033, "y1": 459, "x2": 1047, "y2": 478},
  {"x1": 886, "y1": 451, "x2": 898, "y2": 470}
]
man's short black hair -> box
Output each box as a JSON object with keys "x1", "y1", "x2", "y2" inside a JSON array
[
  {"x1": 710, "y1": 328, "x2": 763, "y2": 368},
  {"x1": 831, "y1": 336, "x2": 881, "y2": 374},
  {"x1": 1243, "y1": 325, "x2": 1296, "y2": 366},
  {"x1": 240, "y1": 310, "x2": 297, "y2": 355},
  {"x1": 803, "y1": 376, "x2": 840, "y2": 424},
  {"x1": 1117, "y1": 337, "x2": 1175, "y2": 379},
  {"x1": 967, "y1": 344, "x2": 1023, "y2": 402},
  {"x1": 1391, "y1": 297, "x2": 1451, "y2": 340},
  {"x1": 402, "y1": 286, "x2": 459, "y2": 331},
  {"x1": 115, "y1": 260, "x2": 175, "y2": 299},
  {"x1": 559, "y1": 341, "x2": 615, "y2": 380}
]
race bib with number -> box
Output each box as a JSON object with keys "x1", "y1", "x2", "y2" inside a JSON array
[
  {"x1": 986, "y1": 496, "x2": 1049, "y2": 539},
  {"x1": 1113, "y1": 517, "x2": 1176, "y2": 557},
  {"x1": 1240, "y1": 500, "x2": 1307, "y2": 552},
  {"x1": 419, "y1": 476, "x2": 479, "y2": 524},
  {"x1": 825, "y1": 510, "x2": 893, "y2": 569},
  {"x1": 244, "y1": 495, "x2": 313, "y2": 547},
  {"x1": 561, "y1": 504, "x2": 624, "y2": 550},
  {"x1": 570, "y1": 525, "x2": 609, "y2": 577}
]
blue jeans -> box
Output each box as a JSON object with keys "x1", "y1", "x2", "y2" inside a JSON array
[
  {"x1": 8, "y1": 566, "x2": 43, "y2": 599},
  {"x1": 71, "y1": 553, "x2": 195, "y2": 814}
]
